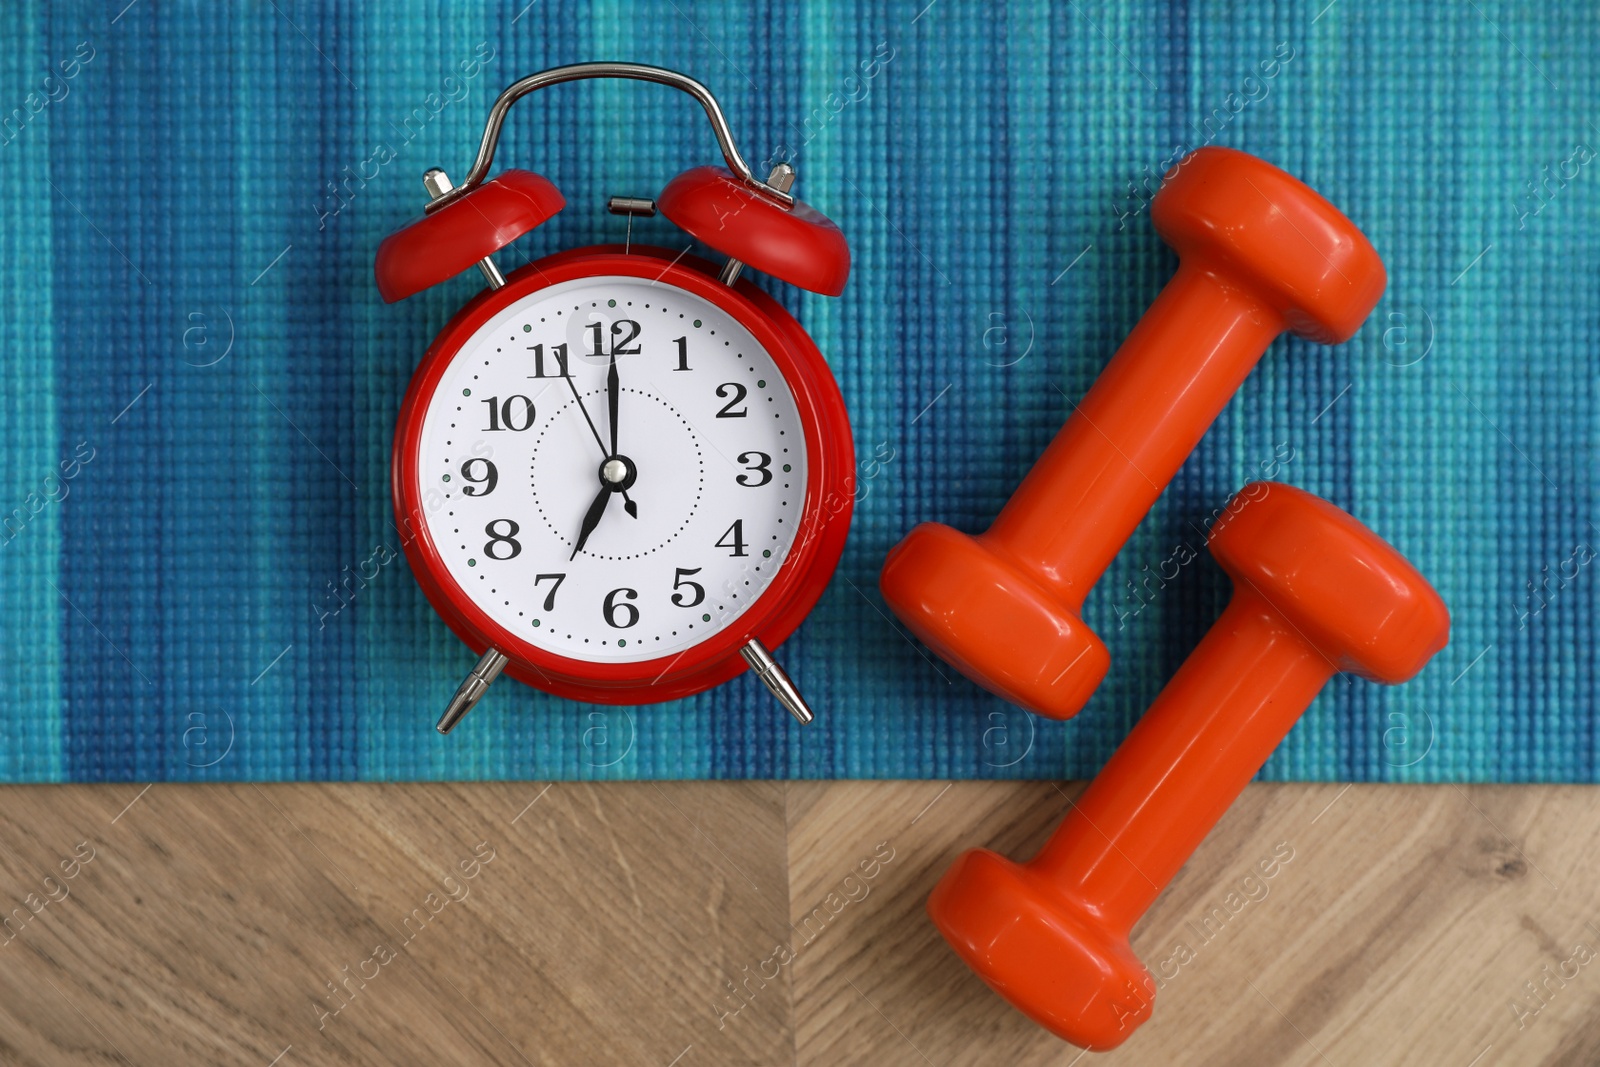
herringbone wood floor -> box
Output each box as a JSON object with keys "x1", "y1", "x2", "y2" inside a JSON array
[{"x1": 0, "y1": 782, "x2": 1596, "y2": 1065}]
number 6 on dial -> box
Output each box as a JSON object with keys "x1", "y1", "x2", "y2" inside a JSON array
[{"x1": 376, "y1": 64, "x2": 853, "y2": 734}]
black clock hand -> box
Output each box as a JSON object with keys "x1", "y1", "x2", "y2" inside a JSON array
[
  {"x1": 607, "y1": 352, "x2": 620, "y2": 456},
  {"x1": 563, "y1": 371, "x2": 608, "y2": 456},
  {"x1": 570, "y1": 482, "x2": 612, "y2": 561},
  {"x1": 563, "y1": 361, "x2": 638, "y2": 520},
  {"x1": 606, "y1": 352, "x2": 639, "y2": 519}
]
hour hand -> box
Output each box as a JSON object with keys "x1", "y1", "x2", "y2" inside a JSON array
[{"x1": 570, "y1": 483, "x2": 611, "y2": 560}]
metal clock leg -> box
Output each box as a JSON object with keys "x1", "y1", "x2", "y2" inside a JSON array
[
  {"x1": 436, "y1": 648, "x2": 510, "y2": 734},
  {"x1": 740, "y1": 638, "x2": 814, "y2": 725}
]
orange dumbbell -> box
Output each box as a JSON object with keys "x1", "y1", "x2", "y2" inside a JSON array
[
  {"x1": 880, "y1": 147, "x2": 1387, "y2": 719},
  {"x1": 927, "y1": 483, "x2": 1449, "y2": 1050}
]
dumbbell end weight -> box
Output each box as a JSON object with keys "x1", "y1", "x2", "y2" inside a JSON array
[
  {"x1": 1153, "y1": 147, "x2": 1388, "y2": 345},
  {"x1": 1207, "y1": 483, "x2": 1451, "y2": 685},
  {"x1": 880, "y1": 523, "x2": 1110, "y2": 718},
  {"x1": 929, "y1": 848, "x2": 1150, "y2": 1050}
]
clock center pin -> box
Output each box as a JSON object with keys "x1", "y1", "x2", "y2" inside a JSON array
[{"x1": 601, "y1": 457, "x2": 632, "y2": 487}]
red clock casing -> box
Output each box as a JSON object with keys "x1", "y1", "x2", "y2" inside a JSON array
[{"x1": 392, "y1": 246, "x2": 855, "y2": 705}]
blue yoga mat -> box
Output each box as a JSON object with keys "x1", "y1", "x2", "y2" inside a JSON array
[{"x1": 0, "y1": 1, "x2": 1593, "y2": 782}]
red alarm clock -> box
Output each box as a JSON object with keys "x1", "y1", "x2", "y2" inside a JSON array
[{"x1": 375, "y1": 64, "x2": 853, "y2": 733}]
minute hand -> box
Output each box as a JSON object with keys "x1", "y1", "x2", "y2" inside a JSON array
[
  {"x1": 607, "y1": 352, "x2": 620, "y2": 456},
  {"x1": 561, "y1": 365, "x2": 637, "y2": 518},
  {"x1": 606, "y1": 351, "x2": 637, "y2": 519}
]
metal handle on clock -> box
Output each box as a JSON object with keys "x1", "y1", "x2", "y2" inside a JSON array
[{"x1": 426, "y1": 62, "x2": 794, "y2": 215}]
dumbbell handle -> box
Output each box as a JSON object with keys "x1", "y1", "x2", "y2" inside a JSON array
[
  {"x1": 987, "y1": 266, "x2": 1284, "y2": 611},
  {"x1": 1028, "y1": 590, "x2": 1330, "y2": 933}
]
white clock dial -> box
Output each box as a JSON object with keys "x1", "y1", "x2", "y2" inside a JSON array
[{"x1": 414, "y1": 276, "x2": 808, "y2": 664}]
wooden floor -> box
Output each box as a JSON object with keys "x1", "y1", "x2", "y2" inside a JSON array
[{"x1": 1, "y1": 781, "x2": 1597, "y2": 1066}]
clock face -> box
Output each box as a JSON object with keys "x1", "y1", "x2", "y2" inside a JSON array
[{"x1": 413, "y1": 275, "x2": 808, "y2": 664}]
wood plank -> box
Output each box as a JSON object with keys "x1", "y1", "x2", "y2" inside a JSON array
[{"x1": 0, "y1": 782, "x2": 791, "y2": 1066}]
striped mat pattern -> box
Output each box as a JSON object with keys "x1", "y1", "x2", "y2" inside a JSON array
[{"x1": 0, "y1": 1, "x2": 1593, "y2": 781}]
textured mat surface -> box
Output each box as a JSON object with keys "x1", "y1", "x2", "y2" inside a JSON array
[{"x1": 0, "y1": 2, "x2": 1593, "y2": 782}]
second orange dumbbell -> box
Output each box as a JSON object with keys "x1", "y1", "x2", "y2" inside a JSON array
[
  {"x1": 880, "y1": 147, "x2": 1387, "y2": 719},
  {"x1": 927, "y1": 483, "x2": 1449, "y2": 1050}
]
